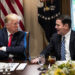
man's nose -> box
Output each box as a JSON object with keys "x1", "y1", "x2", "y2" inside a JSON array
[{"x1": 15, "y1": 24, "x2": 18, "y2": 27}]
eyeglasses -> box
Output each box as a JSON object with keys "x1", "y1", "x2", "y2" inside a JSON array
[{"x1": 12, "y1": 22, "x2": 19, "y2": 26}]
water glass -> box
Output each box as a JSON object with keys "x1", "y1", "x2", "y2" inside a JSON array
[
  {"x1": 2, "y1": 66, "x2": 6, "y2": 75},
  {"x1": 7, "y1": 64, "x2": 11, "y2": 75},
  {"x1": 38, "y1": 55, "x2": 45, "y2": 65}
]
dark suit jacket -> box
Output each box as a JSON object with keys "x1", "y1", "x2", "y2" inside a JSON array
[
  {"x1": 0, "y1": 28, "x2": 25, "y2": 60},
  {"x1": 41, "y1": 30, "x2": 75, "y2": 60}
]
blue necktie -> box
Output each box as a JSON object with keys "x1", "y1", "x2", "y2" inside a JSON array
[{"x1": 61, "y1": 37, "x2": 66, "y2": 60}]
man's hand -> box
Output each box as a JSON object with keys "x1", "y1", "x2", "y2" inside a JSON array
[
  {"x1": 31, "y1": 56, "x2": 45, "y2": 64},
  {"x1": 0, "y1": 47, "x2": 3, "y2": 50},
  {"x1": 0, "y1": 46, "x2": 6, "y2": 52},
  {"x1": 31, "y1": 57, "x2": 40, "y2": 64}
]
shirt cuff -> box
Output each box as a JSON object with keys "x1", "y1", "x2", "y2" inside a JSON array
[
  {"x1": 1, "y1": 46, "x2": 6, "y2": 52},
  {"x1": 9, "y1": 54, "x2": 14, "y2": 58}
]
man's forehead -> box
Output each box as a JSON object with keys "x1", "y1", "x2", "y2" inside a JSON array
[
  {"x1": 56, "y1": 19, "x2": 62, "y2": 23},
  {"x1": 8, "y1": 18, "x2": 18, "y2": 23}
]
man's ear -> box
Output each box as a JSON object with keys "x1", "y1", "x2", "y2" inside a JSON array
[
  {"x1": 64, "y1": 24, "x2": 68, "y2": 29},
  {"x1": 5, "y1": 23, "x2": 9, "y2": 28}
]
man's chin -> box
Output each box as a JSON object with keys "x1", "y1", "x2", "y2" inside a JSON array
[
  {"x1": 15, "y1": 30, "x2": 18, "y2": 33},
  {"x1": 13, "y1": 30, "x2": 18, "y2": 33},
  {"x1": 57, "y1": 32, "x2": 60, "y2": 35}
]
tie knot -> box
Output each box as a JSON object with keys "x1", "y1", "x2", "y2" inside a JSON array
[
  {"x1": 10, "y1": 34, "x2": 13, "y2": 36},
  {"x1": 62, "y1": 36, "x2": 65, "y2": 41}
]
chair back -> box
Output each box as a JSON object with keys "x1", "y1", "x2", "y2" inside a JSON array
[{"x1": 24, "y1": 32, "x2": 30, "y2": 60}]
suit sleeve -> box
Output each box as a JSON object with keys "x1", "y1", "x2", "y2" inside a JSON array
[
  {"x1": 6, "y1": 32, "x2": 25, "y2": 56},
  {"x1": 40, "y1": 35, "x2": 55, "y2": 58}
]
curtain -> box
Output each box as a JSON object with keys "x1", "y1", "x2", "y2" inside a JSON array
[{"x1": 23, "y1": 0, "x2": 48, "y2": 57}]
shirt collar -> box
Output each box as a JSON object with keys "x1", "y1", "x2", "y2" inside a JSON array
[
  {"x1": 64, "y1": 29, "x2": 71, "y2": 38},
  {"x1": 61, "y1": 29, "x2": 71, "y2": 40},
  {"x1": 7, "y1": 30, "x2": 11, "y2": 36}
]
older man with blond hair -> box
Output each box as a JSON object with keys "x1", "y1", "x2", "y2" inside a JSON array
[{"x1": 0, "y1": 13, "x2": 25, "y2": 61}]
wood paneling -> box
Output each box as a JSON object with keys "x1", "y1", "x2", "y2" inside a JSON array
[{"x1": 61, "y1": 0, "x2": 70, "y2": 16}]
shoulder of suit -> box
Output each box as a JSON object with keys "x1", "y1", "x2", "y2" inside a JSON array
[
  {"x1": 15, "y1": 31, "x2": 24, "y2": 34},
  {"x1": 13, "y1": 31, "x2": 24, "y2": 38},
  {"x1": 71, "y1": 30, "x2": 75, "y2": 35},
  {"x1": 0, "y1": 28, "x2": 7, "y2": 34},
  {"x1": 52, "y1": 33, "x2": 61, "y2": 37},
  {"x1": 0, "y1": 27, "x2": 6, "y2": 31}
]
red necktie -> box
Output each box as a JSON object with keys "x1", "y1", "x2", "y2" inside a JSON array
[{"x1": 8, "y1": 34, "x2": 13, "y2": 47}]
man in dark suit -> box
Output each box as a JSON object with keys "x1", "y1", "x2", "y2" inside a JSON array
[
  {"x1": 0, "y1": 13, "x2": 25, "y2": 60},
  {"x1": 31, "y1": 15, "x2": 75, "y2": 63}
]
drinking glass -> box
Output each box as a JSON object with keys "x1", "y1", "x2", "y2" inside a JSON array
[
  {"x1": 38, "y1": 55, "x2": 45, "y2": 65},
  {"x1": 2, "y1": 66, "x2": 6, "y2": 75},
  {"x1": 38, "y1": 55, "x2": 46, "y2": 71},
  {"x1": 48, "y1": 56, "x2": 56, "y2": 66},
  {"x1": 7, "y1": 63, "x2": 11, "y2": 75}
]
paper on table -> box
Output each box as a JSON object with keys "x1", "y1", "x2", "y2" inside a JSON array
[
  {"x1": 9, "y1": 63, "x2": 19, "y2": 71},
  {"x1": 0, "y1": 63, "x2": 19, "y2": 72},
  {"x1": 16, "y1": 63, "x2": 27, "y2": 70},
  {"x1": 0, "y1": 63, "x2": 6, "y2": 72}
]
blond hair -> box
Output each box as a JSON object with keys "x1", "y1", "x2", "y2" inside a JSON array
[{"x1": 4, "y1": 13, "x2": 21, "y2": 24}]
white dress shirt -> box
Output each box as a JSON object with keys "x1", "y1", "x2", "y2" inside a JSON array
[
  {"x1": 1, "y1": 30, "x2": 11, "y2": 52},
  {"x1": 1, "y1": 30, "x2": 14, "y2": 58},
  {"x1": 63, "y1": 29, "x2": 71, "y2": 60}
]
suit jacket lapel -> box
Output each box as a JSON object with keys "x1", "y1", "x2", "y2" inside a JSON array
[
  {"x1": 57, "y1": 35, "x2": 61, "y2": 57},
  {"x1": 3, "y1": 28, "x2": 8, "y2": 46},
  {"x1": 11, "y1": 32, "x2": 19, "y2": 46},
  {"x1": 69, "y1": 30, "x2": 74, "y2": 58}
]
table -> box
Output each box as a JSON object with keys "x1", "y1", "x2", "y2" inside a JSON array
[
  {"x1": 0, "y1": 61, "x2": 42, "y2": 75},
  {"x1": 22, "y1": 64, "x2": 42, "y2": 75}
]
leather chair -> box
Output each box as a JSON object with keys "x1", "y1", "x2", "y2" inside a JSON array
[{"x1": 24, "y1": 32, "x2": 30, "y2": 60}]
